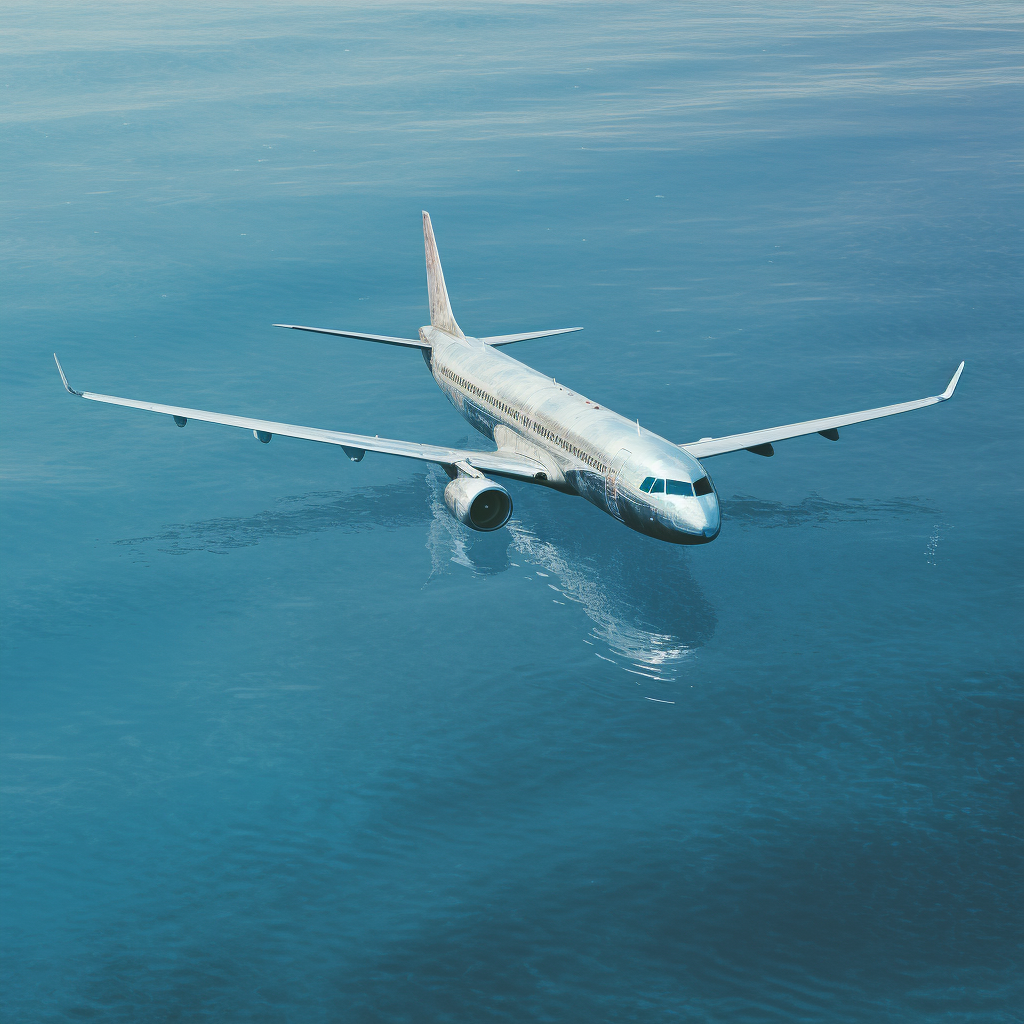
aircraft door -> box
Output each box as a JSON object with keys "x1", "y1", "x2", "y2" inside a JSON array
[{"x1": 605, "y1": 448, "x2": 632, "y2": 518}]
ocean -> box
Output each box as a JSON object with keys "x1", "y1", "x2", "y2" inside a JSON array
[{"x1": 2, "y1": 2, "x2": 1021, "y2": 1020}]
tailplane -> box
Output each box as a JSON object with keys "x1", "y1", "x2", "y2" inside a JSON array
[{"x1": 422, "y1": 211, "x2": 464, "y2": 338}]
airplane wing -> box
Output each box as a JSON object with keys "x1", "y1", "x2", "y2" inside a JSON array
[
  {"x1": 53, "y1": 356, "x2": 546, "y2": 481},
  {"x1": 681, "y1": 362, "x2": 964, "y2": 459}
]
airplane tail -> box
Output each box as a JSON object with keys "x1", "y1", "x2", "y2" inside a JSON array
[{"x1": 422, "y1": 211, "x2": 464, "y2": 338}]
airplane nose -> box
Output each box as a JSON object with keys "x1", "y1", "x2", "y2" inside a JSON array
[
  {"x1": 701, "y1": 496, "x2": 720, "y2": 540},
  {"x1": 671, "y1": 507, "x2": 718, "y2": 543},
  {"x1": 656, "y1": 491, "x2": 720, "y2": 543}
]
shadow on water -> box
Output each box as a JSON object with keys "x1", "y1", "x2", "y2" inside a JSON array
[
  {"x1": 722, "y1": 492, "x2": 936, "y2": 528},
  {"x1": 115, "y1": 479, "x2": 437, "y2": 555},
  {"x1": 117, "y1": 476, "x2": 936, "y2": 682},
  {"x1": 115, "y1": 471, "x2": 717, "y2": 678}
]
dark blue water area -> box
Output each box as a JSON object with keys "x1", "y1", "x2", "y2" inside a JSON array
[{"x1": 2, "y1": 3, "x2": 1022, "y2": 1021}]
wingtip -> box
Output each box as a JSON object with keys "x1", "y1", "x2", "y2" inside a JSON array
[
  {"x1": 53, "y1": 353, "x2": 82, "y2": 396},
  {"x1": 942, "y1": 360, "x2": 965, "y2": 400}
]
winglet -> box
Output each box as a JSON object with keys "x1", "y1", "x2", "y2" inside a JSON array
[
  {"x1": 941, "y1": 361, "x2": 965, "y2": 400},
  {"x1": 53, "y1": 354, "x2": 83, "y2": 396}
]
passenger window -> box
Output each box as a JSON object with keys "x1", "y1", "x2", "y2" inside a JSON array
[
  {"x1": 640, "y1": 477, "x2": 655, "y2": 492},
  {"x1": 650, "y1": 479, "x2": 665, "y2": 493},
  {"x1": 666, "y1": 480, "x2": 694, "y2": 496},
  {"x1": 693, "y1": 476, "x2": 713, "y2": 496}
]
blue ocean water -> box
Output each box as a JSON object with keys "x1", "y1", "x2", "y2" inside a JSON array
[{"x1": 2, "y1": 2, "x2": 1022, "y2": 1020}]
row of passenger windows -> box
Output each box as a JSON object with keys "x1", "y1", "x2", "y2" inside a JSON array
[
  {"x1": 537, "y1": 423, "x2": 605, "y2": 472},
  {"x1": 439, "y1": 364, "x2": 607, "y2": 474},
  {"x1": 640, "y1": 476, "x2": 713, "y2": 497}
]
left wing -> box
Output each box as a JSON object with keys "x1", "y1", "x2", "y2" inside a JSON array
[
  {"x1": 273, "y1": 324, "x2": 426, "y2": 349},
  {"x1": 53, "y1": 355, "x2": 546, "y2": 481},
  {"x1": 681, "y1": 362, "x2": 964, "y2": 459}
]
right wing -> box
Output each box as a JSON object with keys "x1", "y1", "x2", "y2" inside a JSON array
[
  {"x1": 53, "y1": 356, "x2": 546, "y2": 481},
  {"x1": 681, "y1": 362, "x2": 964, "y2": 459}
]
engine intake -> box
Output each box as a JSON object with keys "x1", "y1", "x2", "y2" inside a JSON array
[{"x1": 444, "y1": 475, "x2": 513, "y2": 532}]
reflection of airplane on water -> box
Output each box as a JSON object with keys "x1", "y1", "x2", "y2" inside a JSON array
[
  {"x1": 424, "y1": 470, "x2": 716, "y2": 676},
  {"x1": 54, "y1": 212, "x2": 964, "y2": 545},
  {"x1": 118, "y1": 475, "x2": 717, "y2": 679}
]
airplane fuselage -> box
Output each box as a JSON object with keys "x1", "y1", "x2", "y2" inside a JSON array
[{"x1": 423, "y1": 326, "x2": 721, "y2": 544}]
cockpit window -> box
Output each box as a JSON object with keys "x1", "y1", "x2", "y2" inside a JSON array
[
  {"x1": 666, "y1": 479, "x2": 694, "y2": 496},
  {"x1": 641, "y1": 477, "x2": 711, "y2": 497}
]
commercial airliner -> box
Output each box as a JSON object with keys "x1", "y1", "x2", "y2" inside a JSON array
[{"x1": 55, "y1": 212, "x2": 963, "y2": 544}]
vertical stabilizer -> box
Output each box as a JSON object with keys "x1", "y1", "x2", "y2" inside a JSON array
[{"x1": 422, "y1": 211, "x2": 464, "y2": 338}]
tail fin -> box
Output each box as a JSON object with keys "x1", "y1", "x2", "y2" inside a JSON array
[{"x1": 422, "y1": 211, "x2": 464, "y2": 338}]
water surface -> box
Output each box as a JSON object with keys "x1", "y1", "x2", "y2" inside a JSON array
[{"x1": 2, "y1": 3, "x2": 1022, "y2": 1021}]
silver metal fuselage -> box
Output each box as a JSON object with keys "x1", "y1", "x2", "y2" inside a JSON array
[{"x1": 423, "y1": 326, "x2": 720, "y2": 544}]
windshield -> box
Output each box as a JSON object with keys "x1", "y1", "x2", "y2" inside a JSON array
[{"x1": 639, "y1": 476, "x2": 713, "y2": 497}]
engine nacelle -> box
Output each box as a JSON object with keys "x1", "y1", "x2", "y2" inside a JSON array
[{"x1": 444, "y1": 475, "x2": 513, "y2": 532}]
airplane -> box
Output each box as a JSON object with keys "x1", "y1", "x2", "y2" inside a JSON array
[{"x1": 54, "y1": 211, "x2": 964, "y2": 545}]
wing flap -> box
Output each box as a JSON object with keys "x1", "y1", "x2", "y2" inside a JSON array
[
  {"x1": 53, "y1": 355, "x2": 546, "y2": 481},
  {"x1": 682, "y1": 363, "x2": 964, "y2": 459}
]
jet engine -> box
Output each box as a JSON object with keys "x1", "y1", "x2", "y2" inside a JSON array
[{"x1": 444, "y1": 475, "x2": 513, "y2": 532}]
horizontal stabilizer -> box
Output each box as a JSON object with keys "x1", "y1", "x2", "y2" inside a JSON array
[
  {"x1": 482, "y1": 327, "x2": 583, "y2": 347},
  {"x1": 273, "y1": 324, "x2": 427, "y2": 349}
]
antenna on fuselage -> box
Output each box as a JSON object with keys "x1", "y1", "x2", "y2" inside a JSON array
[{"x1": 422, "y1": 211, "x2": 464, "y2": 338}]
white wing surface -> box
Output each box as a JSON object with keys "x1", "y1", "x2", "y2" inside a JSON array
[
  {"x1": 273, "y1": 324, "x2": 426, "y2": 348},
  {"x1": 481, "y1": 328, "x2": 583, "y2": 346},
  {"x1": 681, "y1": 363, "x2": 964, "y2": 459},
  {"x1": 53, "y1": 356, "x2": 545, "y2": 481}
]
